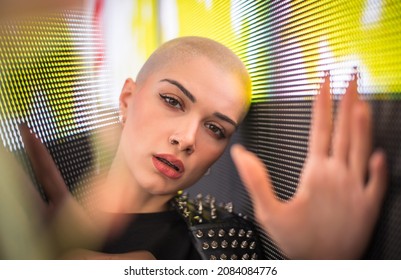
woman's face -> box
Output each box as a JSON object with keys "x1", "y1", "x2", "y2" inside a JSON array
[{"x1": 119, "y1": 56, "x2": 249, "y2": 195}]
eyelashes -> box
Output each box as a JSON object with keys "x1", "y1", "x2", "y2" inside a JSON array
[
  {"x1": 205, "y1": 123, "x2": 226, "y2": 139},
  {"x1": 159, "y1": 93, "x2": 184, "y2": 110},
  {"x1": 159, "y1": 93, "x2": 226, "y2": 140}
]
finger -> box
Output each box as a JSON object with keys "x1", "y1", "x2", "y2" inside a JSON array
[
  {"x1": 332, "y1": 74, "x2": 358, "y2": 162},
  {"x1": 19, "y1": 123, "x2": 69, "y2": 205},
  {"x1": 365, "y1": 150, "x2": 387, "y2": 212},
  {"x1": 230, "y1": 144, "x2": 278, "y2": 214},
  {"x1": 308, "y1": 74, "x2": 332, "y2": 157},
  {"x1": 349, "y1": 101, "x2": 372, "y2": 182},
  {"x1": 0, "y1": 143, "x2": 46, "y2": 214}
]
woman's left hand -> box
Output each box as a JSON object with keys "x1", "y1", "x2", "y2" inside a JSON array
[{"x1": 231, "y1": 74, "x2": 388, "y2": 259}]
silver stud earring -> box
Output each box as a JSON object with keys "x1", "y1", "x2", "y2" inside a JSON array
[{"x1": 119, "y1": 115, "x2": 126, "y2": 124}]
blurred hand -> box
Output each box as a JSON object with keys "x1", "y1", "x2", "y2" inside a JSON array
[
  {"x1": 231, "y1": 73, "x2": 387, "y2": 259},
  {"x1": 18, "y1": 124, "x2": 129, "y2": 258},
  {"x1": 18, "y1": 124, "x2": 105, "y2": 255}
]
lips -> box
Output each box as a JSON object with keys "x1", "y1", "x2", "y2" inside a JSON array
[{"x1": 152, "y1": 154, "x2": 185, "y2": 179}]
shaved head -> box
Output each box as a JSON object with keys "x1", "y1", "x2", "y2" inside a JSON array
[{"x1": 136, "y1": 36, "x2": 252, "y2": 114}]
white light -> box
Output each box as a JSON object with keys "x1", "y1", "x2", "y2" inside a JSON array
[
  {"x1": 160, "y1": 0, "x2": 179, "y2": 42},
  {"x1": 361, "y1": 0, "x2": 384, "y2": 26}
]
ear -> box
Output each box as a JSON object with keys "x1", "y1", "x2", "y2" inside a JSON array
[{"x1": 119, "y1": 78, "x2": 136, "y2": 119}]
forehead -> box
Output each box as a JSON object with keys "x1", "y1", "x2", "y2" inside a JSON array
[{"x1": 149, "y1": 56, "x2": 249, "y2": 121}]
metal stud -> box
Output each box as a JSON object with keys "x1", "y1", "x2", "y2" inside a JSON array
[
  {"x1": 197, "y1": 199, "x2": 203, "y2": 215},
  {"x1": 242, "y1": 253, "x2": 250, "y2": 260},
  {"x1": 194, "y1": 215, "x2": 203, "y2": 224},
  {"x1": 251, "y1": 253, "x2": 258, "y2": 260},
  {"x1": 211, "y1": 241, "x2": 218, "y2": 249},
  {"x1": 249, "y1": 241, "x2": 256, "y2": 250},
  {"x1": 202, "y1": 242, "x2": 209, "y2": 250},
  {"x1": 183, "y1": 207, "x2": 190, "y2": 218},
  {"x1": 211, "y1": 208, "x2": 217, "y2": 220},
  {"x1": 204, "y1": 194, "x2": 211, "y2": 204},
  {"x1": 228, "y1": 228, "x2": 236, "y2": 237},
  {"x1": 207, "y1": 229, "x2": 215, "y2": 238},
  {"x1": 195, "y1": 230, "x2": 203, "y2": 238},
  {"x1": 178, "y1": 200, "x2": 187, "y2": 210},
  {"x1": 220, "y1": 254, "x2": 227, "y2": 260},
  {"x1": 225, "y1": 202, "x2": 233, "y2": 213},
  {"x1": 231, "y1": 240, "x2": 238, "y2": 248},
  {"x1": 240, "y1": 240, "x2": 248, "y2": 249},
  {"x1": 210, "y1": 255, "x2": 217, "y2": 260},
  {"x1": 181, "y1": 192, "x2": 188, "y2": 200},
  {"x1": 221, "y1": 240, "x2": 228, "y2": 249},
  {"x1": 246, "y1": 230, "x2": 253, "y2": 238},
  {"x1": 238, "y1": 229, "x2": 246, "y2": 237},
  {"x1": 218, "y1": 229, "x2": 225, "y2": 237},
  {"x1": 230, "y1": 254, "x2": 238, "y2": 260},
  {"x1": 210, "y1": 197, "x2": 216, "y2": 209}
]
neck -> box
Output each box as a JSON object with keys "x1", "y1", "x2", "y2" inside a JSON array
[{"x1": 96, "y1": 154, "x2": 174, "y2": 214}]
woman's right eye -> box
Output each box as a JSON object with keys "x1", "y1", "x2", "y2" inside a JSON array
[{"x1": 159, "y1": 94, "x2": 184, "y2": 110}]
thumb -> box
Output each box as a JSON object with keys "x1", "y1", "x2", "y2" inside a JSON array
[{"x1": 230, "y1": 144, "x2": 278, "y2": 215}]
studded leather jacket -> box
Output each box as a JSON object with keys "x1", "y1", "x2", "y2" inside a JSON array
[{"x1": 171, "y1": 192, "x2": 265, "y2": 260}]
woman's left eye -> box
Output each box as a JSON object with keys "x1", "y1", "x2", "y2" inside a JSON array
[
  {"x1": 205, "y1": 123, "x2": 226, "y2": 139},
  {"x1": 159, "y1": 94, "x2": 183, "y2": 110}
]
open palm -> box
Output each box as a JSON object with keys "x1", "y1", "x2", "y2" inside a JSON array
[{"x1": 231, "y1": 74, "x2": 387, "y2": 259}]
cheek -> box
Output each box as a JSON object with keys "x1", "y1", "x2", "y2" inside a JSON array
[
  {"x1": 127, "y1": 97, "x2": 166, "y2": 136},
  {"x1": 196, "y1": 137, "x2": 227, "y2": 169}
]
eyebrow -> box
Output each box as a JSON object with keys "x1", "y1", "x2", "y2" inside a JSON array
[
  {"x1": 214, "y1": 112, "x2": 238, "y2": 128},
  {"x1": 160, "y1": 79, "x2": 196, "y2": 103}
]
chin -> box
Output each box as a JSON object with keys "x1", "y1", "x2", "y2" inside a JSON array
[
  {"x1": 140, "y1": 179, "x2": 181, "y2": 196},
  {"x1": 146, "y1": 187, "x2": 179, "y2": 197}
]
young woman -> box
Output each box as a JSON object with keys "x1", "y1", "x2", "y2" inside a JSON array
[
  {"x1": 18, "y1": 36, "x2": 387, "y2": 260},
  {"x1": 89, "y1": 36, "x2": 254, "y2": 259}
]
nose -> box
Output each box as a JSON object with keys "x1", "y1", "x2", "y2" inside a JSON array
[{"x1": 169, "y1": 122, "x2": 198, "y2": 155}]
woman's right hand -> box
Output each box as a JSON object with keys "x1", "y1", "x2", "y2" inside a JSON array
[{"x1": 18, "y1": 124, "x2": 113, "y2": 257}]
